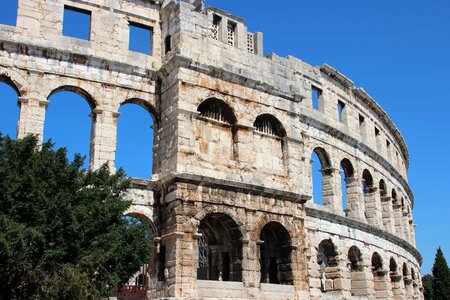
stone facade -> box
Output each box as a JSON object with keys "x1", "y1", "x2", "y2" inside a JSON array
[{"x1": 0, "y1": 0, "x2": 422, "y2": 299}]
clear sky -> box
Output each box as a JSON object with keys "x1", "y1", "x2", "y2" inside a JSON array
[{"x1": 1, "y1": 0, "x2": 449, "y2": 275}]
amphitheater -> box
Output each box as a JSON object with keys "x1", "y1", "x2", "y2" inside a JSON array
[{"x1": 0, "y1": 0, "x2": 423, "y2": 299}]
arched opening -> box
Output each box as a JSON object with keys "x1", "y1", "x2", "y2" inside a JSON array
[
  {"x1": 114, "y1": 214, "x2": 155, "y2": 299},
  {"x1": 197, "y1": 213, "x2": 242, "y2": 282},
  {"x1": 196, "y1": 98, "x2": 237, "y2": 163},
  {"x1": 164, "y1": 35, "x2": 172, "y2": 54},
  {"x1": 0, "y1": 79, "x2": 20, "y2": 139},
  {"x1": 371, "y1": 252, "x2": 388, "y2": 298},
  {"x1": 403, "y1": 263, "x2": 413, "y2": 295},
  {"x1": 348, "y1": 246, "x2": 368, "y2": 296},
  {"x1": 340, "y1": 158, "x2": 354, "y2": 213},
  {"x1": 311, "y1": 148, "x2": 331, "y2": 206},
  {"x1": 45, "y1": 89, "x2": 94, "y2": 169},
  {"x1": 391, "y1": 189, "x2": 403, "y2": 236},
  {"x1": 259, "y1": 222, "x2": 293, "y2": 285},
  {"x1": 253, "y1": 114, "x2": 286, "y2": 171},
  {"x1": 389, "y1": 257, "x2": 403, "y2": 296},
  {"x1": 317, "y1": 239, "x2": 339, "y2": 292},
  {"x1": 115, "y1": 101, "x2": 155, "y2": 179}
]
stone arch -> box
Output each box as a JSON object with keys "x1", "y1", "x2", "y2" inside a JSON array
[
  {"x1": 0, "y1": 67, "x2": 28, "y2": 96},
  {"x1": 348, "y1": 246, "x2": 369, "y2": 297},
  {"x1": 48, "y1": 85, "x2": 97, "y2": 110},
  {"x1": 371, "y1": 252, "x2": 389, "y2": 298},
  {"x1": 362, "y1": 169, "x2": 378, "y2": 225},
  {"x1": 379, "y1": 179, "x2": 387, "y2": 196},
  {"x1": 193, "y1": 205, "x2": 246, "y2": 238},
  {"x1": 116, "y1": 99, "x2": 158, "y2": 178},
  {"x1": 122, "y1": 98, "x2": 159, "y2": 127},
  {"x1": 196, "y1": 97, "x2": 237, "y2": 162},
  {"x1": 389, "y1": 257, "x2": 398, "y2": 274},
  {"x1": 311, "y1": 147, "x2": 333, "y2": 206},
  {"x1": 197, "y1": 213, "x2": 243, "y2": 282},
  {"x1": 259, "y1": 221, "x2": 293, "y2": 285},
  {"x1": 125, "y1": 211, "x2": 158, "y2": 237},
  {"x1": 317, "y1": 239, "x2": 338, "y2": 268},
  {"x1": 340, "y1": 158, "x2": 355, "y2": 212},
  {"x1": 0, "y1": 75, "x2": 22, "y2": 139},
  {"x1": 253, "y1": 114, "x2": 286, "y2": 138}
]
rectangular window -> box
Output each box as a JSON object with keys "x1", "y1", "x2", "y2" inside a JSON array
[
  {"x1": 312, "y1": 86, "x2": 322, "y2": 111},
  {"x1": 247, "y1": 33, "x2": 255, "y2": 54},
  {"x1": 227, "y1": 22, "x2": 236, "y2": 47},
  {"x1": 63, "y1": 6, "x2": 91, "y2": 40},
  {"x1": 0, "y1": 0, "x2": 18, "y2": 26},
  {"x1": 337, "y1": 100, "x2": 346, "y2": 123},
  {"x1": 129, "y1": 22, "x2": 152, "y2": 55},
  {"x1": 211, "y1": 15, "x2": 221, "y2": 40},
  {"x1": 386, "y1": 140, "x2": 391, "y2": 158}
]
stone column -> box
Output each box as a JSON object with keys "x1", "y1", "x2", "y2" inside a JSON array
[
  {"x1": 349, "y1": 259, "x2": 373, "y2": 298},
  {"x1": 365, "y1": 186, "x2": 382, "y2": 227},
  {"x1": 403, "y1": 211, "x2": 411, "y2": 244},
  {"x1": 381, "y1": 196, "x2": 395, "y2": 233},
  {"x1": 392, "y1": 202, "x2": 404, "y2": 239},
  {"x1": 321, "y1": 167, "x2": 340, "y2": 211},
  {"x1": 17, "y1": 97, "x2": 48, "y2": 143},
  {"x1": 90, "y1": 109, "x2": 119, "y2": 171},
  {"x1": 373, "y1": 269, "x2": 393, "y2": 299},
  {"x1": 345, "y1": 177, "x2": 365, "y2": 220},
  {"x1": 390, "y1": 271, "x2": 406, "y2": 300},
  {"x1": 241, "y1": 239, "x2": 259, "y2": 291}
]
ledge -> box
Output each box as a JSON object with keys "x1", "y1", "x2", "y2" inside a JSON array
[
  {"x1": 305, "y1": 206, "x2": 422, "y2": 264},
  {"x1": 156, "y1": 172, "x2": 310, "y2": 204}
]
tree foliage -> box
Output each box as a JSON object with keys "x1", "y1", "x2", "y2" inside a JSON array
[
  {"x1": 0, "y1": 134, "x2": 152, "y2": 299},
  {"x1": 431, "y1": 247, "x2": 450, "y2": 300}
]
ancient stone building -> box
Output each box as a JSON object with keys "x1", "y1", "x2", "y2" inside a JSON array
[{"x1": 0, "y1": 0, "x2": 423, "y2": 299}]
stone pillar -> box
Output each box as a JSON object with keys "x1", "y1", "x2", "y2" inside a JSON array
[
  {"x1": 403, "y1": 275, "x2": 414, "y2": 299},
  {"x1": 321, "y1": 167, "x2": 340, "y2": 211},
  {"x1": 403, "y1": 211, "x2": 411, "y2": 244},
  {"x1": 345, "y1": 177, "x2": 365, "y2": 220},
  {"x1": 392, "y1": 202, "x2": 404, "y2": 239},
  {"x1": 381, "y1": 196, "x2": 395, "y2": 233},
  {"x1": 90, "y1": 109, "x2": 119, "y2": 171},
  {"x1": 365, "y1": 186, "x2": 382, "y2": 227},
  {"x1": 242, "y1": 239, "x2": 259, "y2": 290},
  {"x1": 349, "y1": 263, "x2": 373, "y2": 297},
  {"x1": 390, "y1": 272, "x2": 406, "y2": 300},
  {"x1": 373, "y1": 270, "x2": 393, "y2": 299},
  {"x1": 17, "y1": 97, "x2": 48, "y2": 143}
]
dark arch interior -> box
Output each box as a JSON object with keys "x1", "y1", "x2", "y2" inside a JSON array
[
  {"x1": 318, "y1": 239, "x2": 338, "y2": 268},
  {"x1": 340, "y1": 158, "x2": 354, "y2": 178},
  {"x1": 197, "y1": 213, "x2": 242, "y2": 282},
  {"x1": 362, "y1": 169, "x2": 374, "y2": 188},
  {"x1": 313, "y1": 147, "x2": 331, "y2": 169},
  {"x1": 371, "y1": 252, "x2": 383, "y2": 273},
  {"x1": 389, "y1": 258, "x2": 397, "y2": 273},
  {"x1": 198, "y1": 98, "x2": 236, "y2": 125},
  {"x1": 379, "y1": 179, "x2": 387, "y2": 196},
  {"x1": 348, "y1": 246, "x2": 363, "y2": 272},
  {"x1": 253, "y1": 114, "x2": 286, "y2": 138},
  {"x1": 260, "y1": 222, "x2": 293, "y2": 285}
]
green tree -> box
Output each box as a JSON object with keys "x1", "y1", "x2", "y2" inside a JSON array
[
  {"x1": 0, "y1": 134, "x2": 152, "y2": 300},
  {"x1": 422, "y1": 274, "x2": 434, "y2": 300},
  {"x1": 431, "y1": 247, "x2": 450, "y2": 300}
]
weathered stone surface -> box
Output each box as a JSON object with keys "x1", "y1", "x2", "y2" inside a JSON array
[{"x1": 0, "y1": 0, "x2": 423, "y2": 299}]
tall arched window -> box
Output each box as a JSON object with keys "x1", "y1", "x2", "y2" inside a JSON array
[
  {"x1": 371, "y1": 252, "x2": 387, "y2": 297},
  {"x1": 253, "y1": 114, "x2": 286, "y2": 171},
  {"x1": 311, "y1": 148, "x2": 331, "y2": 206},
  {"x1": 115, "y1": 100, "x2": 156, "y2": 179},
  {"x1": 0, "y1": 78, "x2": 20, "y2": 139},
  {"x1": 340, "y1": 158, "x2": 354, "y2": 213},
  {"x1": 196, "y1": 98, "x2": 237, "y2": 162},
  {"x1": 45, "y1": 88, "x2": 94, "y2": 169},
  {"x1": 317, "y1": 239, "x2": 339, "y2": 292},
  {"x1": 259, "y1": 222, "x2": 292, "y2": 285}
]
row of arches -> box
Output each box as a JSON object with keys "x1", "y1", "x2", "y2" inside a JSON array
[
  {"x1": 0, "y1": 79, "x2": 155, "y2": 178},
  {"x1": 195, "y1": 214, "x2": 293, "y2": 285},
  {"x1": 310, "y1": 146, "x2": 415, "y2": 244},
  {"x1": 317, "y1": 239, "x2": 421, "y2": 298}
]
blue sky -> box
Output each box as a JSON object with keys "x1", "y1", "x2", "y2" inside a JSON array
[{"x1": 1, "y1": 0, "x2": 449, "y2": 275}]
